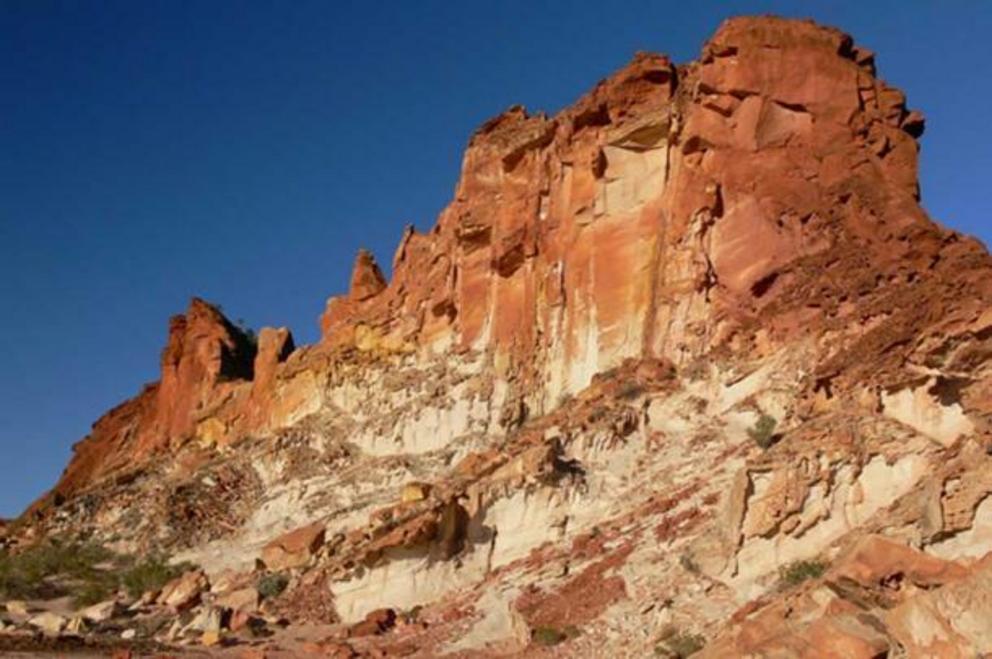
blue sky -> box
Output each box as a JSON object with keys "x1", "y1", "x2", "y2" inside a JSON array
[{"x1": 1, "y1": 1, "x2": 990, "y2": 517}]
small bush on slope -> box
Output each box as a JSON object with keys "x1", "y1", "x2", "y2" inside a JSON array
[
  {"x1": 120, "y1": 554, "x2": 195, "y2": 599},
  {"x1": 531, "y1": 625, "x2": 580, "y2": 646},
  {"x1": 0, "y1": 540, "x2": 113, "y2": 601},
  {"x1": 256, "y1": 573, "x2": 290, "y2": 600},
  {"x1": 0, "y1": 540, "x2": 194, "y2": 604},
  {"x1": 656, "y1": 627, "x2": 705, "y2": 657},
  {"x1": 779, "y1": 559, "x2": 827, "y2": 587},
  {"x1": 748, "y1": 413, "x2": 778, "y2": 449}
]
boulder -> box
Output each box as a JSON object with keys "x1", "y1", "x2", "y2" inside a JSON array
[
  {"x1": 347, "y1": 607, "x2": 397, "y2": 637},
  {"x1": 78, "y1": 599, "x2": 123, "y2": 623},
  {"x1": 28, "y1": 611, "x2": 67, "y2": 636},
  {"x1": 829, "y1": 535, "x2": 968, "y2": 592},
  {"x1": 260, "y1": 522, "x2": 326, "y2": 571},
  {"x1": 130, "y1": 588, "x2": 159, "y2": 610},
  {"x1": 306, "y1": 639, "x2": 360, "y2": 658},
  {"x1": 158, "y1": 569, "x2": 209, "y2": 612},
  {"x1": 208, "y1": 569, "x2": 241, "y2": 595},
  {"x1": 216, "y1": 586, "x2": 260, "y2": 613},
  {"x1": 4, "y1": 600, "x2": 30, "y2": 617}
]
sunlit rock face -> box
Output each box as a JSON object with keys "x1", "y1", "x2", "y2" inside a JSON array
[
  {"x1": 318, "y1": 16, "x2": 987, "y2": 413},
  {"x1": 14, "y1": 15, "x2": 992, "y2": 659}
]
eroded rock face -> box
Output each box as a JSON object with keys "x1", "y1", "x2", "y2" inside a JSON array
[
  {"x1": 313, "y1": 15, "x2": 989, "y2": 416},
  {"x1": 155, "y1": 298, "x2": 257, "y2": 442},
  {"x1": 10, "y1": 14, "x2": 992, "y2": 659},
  {"x1": 40, "y1": 298, "x2": 258, "y2": 500},
  {"x1": 37, "y1": 15, "x2": 992, "y2": 511},
  {"x1": 703, "y1": 537, "x2": 992, "y2": 659}
]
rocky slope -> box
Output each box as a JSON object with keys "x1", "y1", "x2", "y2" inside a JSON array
[{"x1": 4, "y1": 15, "x2": 992, "y2": 658}]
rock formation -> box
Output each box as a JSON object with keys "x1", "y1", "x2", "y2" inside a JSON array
[{"x1": 4, "y1": 15, "x2": 992, "y2": 658}]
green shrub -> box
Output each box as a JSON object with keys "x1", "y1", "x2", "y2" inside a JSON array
[
  {"x1": 71, "y1": 579, "x2": 115, "y2": 608},
  {"x1": 779, "y1": 559, "x2": 827, "y2": 587},
  {"x1": 0, "y1": 540, "x2": 195, "y2": 606},
  {"x1": 657, "y1": 629, "x2": 705, "y2": 657},
  {"x1": 0, "y1": 557, "x2": 35, "y2": 600},
  {"x1": 532, "y1": 625, "x2": 568, "y2": 646},
  {"x1": 747, "y1": 414, "x2": 778, "y2": 449},
  {"x1": 120, "y1": 554, "x2": 194, "y2": 599},
  {"x1": 0, "y1": 540, "x2": 114, "y2": 601},
  {"x1": 256, "y1": 573, "x2": 289, "y2": 600}
]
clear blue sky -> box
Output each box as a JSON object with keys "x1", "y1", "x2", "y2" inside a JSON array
[{"x1": 1, "y1": 1, "x2": 990, "y2": 517}]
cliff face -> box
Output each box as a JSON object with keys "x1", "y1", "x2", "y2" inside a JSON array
[
  {"x1": 14, "y1": 16, "x2": 992, "y2": 658},
  {"x1": 46, "y1": 16, "x2": 990, "y2": 502},
  {"x1": 320, "y1": 15, "x2": 970, "y2": 396}
]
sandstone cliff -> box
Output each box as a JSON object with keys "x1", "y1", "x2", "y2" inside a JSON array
[{"x1": 7, "y1": 15, "x2": 992, "y2": 659}]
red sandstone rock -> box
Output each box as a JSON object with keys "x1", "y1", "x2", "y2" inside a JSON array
[
  {"x1": 349, "y1": 249, "x2": 387, "y2": 301},
  {"x1": 261, "y1": 522, "x2": 326, "y2": 571},
  {"x1": 43, "y1": 298, "x2": 256, "y2": 500},
  {"x1": 154, "y1": 298, "x2": 256, "y2": 445},
  {"x1": 253, "y1": 327, "x2": 295, "y2": 394},
  {"x1": 216, "y1": 587, "x2": 260, "y2": 613},
  {"x1": 830, "y1": 535, "x2": 969, "y2": 592},
  {"x1": 347, "y1": 607, "x2": 396, "y2": 637},
  {"x1": 309, "y1": 14, "x2": 985, "y2": 416}
]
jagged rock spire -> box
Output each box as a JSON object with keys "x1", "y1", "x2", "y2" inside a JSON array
[{"x1": 349, "y1": 249, "x2": 387, "y2": 301}]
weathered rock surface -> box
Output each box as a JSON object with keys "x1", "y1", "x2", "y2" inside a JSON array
[
  {"x1": 27, "y1": 611, "x2": 67, "y2": 636},
  {"x1": 78, "y1": 599, "x2": 124, "y2": 623},
  {"x1": 5, "y1": 14, "x2": 992, "y2": 658},
  {"x1": 158, "y1": 569, "x2": 209, "y2": 612},
  {"x1": 260, "y1": 522, "x2": 325, "y2": 571}
]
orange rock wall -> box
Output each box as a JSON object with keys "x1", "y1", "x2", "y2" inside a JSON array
[
  {"x1": 318, "y1": 17, "x2": 967, "y2": 403},
  {"x1": 37, "y1": 17, "x2": 992, "y2": 512}
]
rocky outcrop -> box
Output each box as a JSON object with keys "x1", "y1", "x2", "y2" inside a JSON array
[
  {"x1": 7, "y1": 14, "x2": 992, "y2": 659},
  {"x1": 35, "y1": 15, "x2": 992, "y2": 511},
  {"x1": 313, "y1": 15, "x2": 990, "y2": 422},
  {"x1": 40, "y1": 299, "x2": 256, "y2": 501},
  {"x1": 703, "y1": 536, "x2": 992, "y2": 658},
  {"x1": 34, "y1": 302, "x2": 303, "y2": 506}
]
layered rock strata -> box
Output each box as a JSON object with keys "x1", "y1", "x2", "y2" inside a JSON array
[{"x1": 9, "y1": 15, "x2": 992, "y2": 659}]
